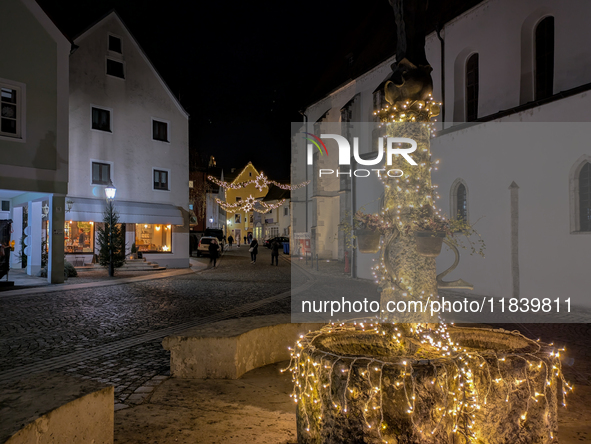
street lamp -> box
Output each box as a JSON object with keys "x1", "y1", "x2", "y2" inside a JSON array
[
  {"x1": 105, "y1": 180, "x2": 116, "y2": 276},
  {"x1": 105, "y1": 181, "x2": 116, "y2": 201}
]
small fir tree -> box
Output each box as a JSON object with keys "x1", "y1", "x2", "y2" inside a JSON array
[{"x1": 96, "y1": 201, "x2": 126, "y2": 276}]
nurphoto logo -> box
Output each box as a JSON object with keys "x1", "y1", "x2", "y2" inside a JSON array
[{"x1": 305, "y1": 133, "x2": 418, "y2": 178}]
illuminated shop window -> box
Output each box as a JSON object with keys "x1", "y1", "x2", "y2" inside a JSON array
[
  {"x1": 64, "y1": 221, "x2": 94, "y2": 253},
  {"x1": 135, "y1": 223, "x2": 172, "y2": 252}
]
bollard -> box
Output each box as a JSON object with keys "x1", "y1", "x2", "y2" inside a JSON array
[{"x1": 316, "y1": 254, "x2": 319, "y2": 271}]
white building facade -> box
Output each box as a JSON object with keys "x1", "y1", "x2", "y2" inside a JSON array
[
  {"x1": 293, "y1": 0, "x2": 591, "y2": 304},
  {"x1": 0, "y1": 0, "x2": 70, "y2": 283},
  {"x1": 261, "y1": 186, "x2": 291, "y2": 241},
  {"x1": 67, "y1": 12, "x2": 190, "y2": 268}
]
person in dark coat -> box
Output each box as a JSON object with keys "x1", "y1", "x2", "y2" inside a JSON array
[
  {"x1": 227, "y1": 235, "x2": 234, "y2": 249},
  {"x1": 270, "y1": 239, "x2": 281, "y2": 266},
  {"x1": 208, "y1": 239, "x2": 220, "y2": 268},
  {"x1": 249, "y1": 238, "x2": 259, "y2": 264}
]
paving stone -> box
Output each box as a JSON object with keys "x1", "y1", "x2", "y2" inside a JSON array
[
  {"x1": 0, "y1": 248, "x2": 294, "y2": 403},
  {"x1": 133, "y1": 386, "x2": 154, "y2": 393}
]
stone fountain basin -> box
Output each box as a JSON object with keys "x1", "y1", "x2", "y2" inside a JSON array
[{"x1": 296, "y1": 325, "x2": 559, "y2": 444}]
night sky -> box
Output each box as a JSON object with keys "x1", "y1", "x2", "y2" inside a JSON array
[{"x1": 37, "y1": 0, "x2": 390, "y2": 181}]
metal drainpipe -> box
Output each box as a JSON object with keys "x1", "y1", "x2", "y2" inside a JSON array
[
  {"x1": 298, "y1": 110, "x2": 309, "y2": 234},
  {"x1": 351, "y1": 156, "x2": 356, "y2": 279},
  {"x1": 436, "y1": 24, "x2": 445, "y2": 123}
]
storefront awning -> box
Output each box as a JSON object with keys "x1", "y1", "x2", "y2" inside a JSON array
[{"x1": 66, "y1": 197, "x2": 184, "y2": 225}]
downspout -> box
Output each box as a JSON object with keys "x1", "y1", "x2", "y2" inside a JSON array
[
  {"x1": 298, "y1": 110, "x2": 309, "y2": 234},
  {"x1": 436, "y1": 24, "x2": 445, "y2": 123}
]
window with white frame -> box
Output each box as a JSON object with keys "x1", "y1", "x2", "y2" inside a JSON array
[
  {"x1": 284, "y1": 207, "x2": 289, "y2": 216},
  {"x1": 92, "y1": 107, "x2": 111, "y2": 132},
  {"x1": 92, "y1": 162, "x2": 111, "y2": 185},
  {"x1": 1, "y1": 84, "x2": 22, "y2": 138},
  {"x1": 154, "y1": 169, "x2": 169, "y2": 190},
  {"x1": 152, "y1": 119, "x2": 169, "y2": 142}
]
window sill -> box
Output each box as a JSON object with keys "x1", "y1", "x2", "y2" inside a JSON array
[
  {"x1": 0, "y1": 134, "x2": 25, "y2": 143},
  {"x1": 91, "y1": 128, "x2": 112, "y2": 133},
  {"x1": 152, "y1": 138, "x2": 170, "y2": 144},
  {"x1": 570, "y1": 230, "x2": 591, "y2": 235},
  {"x1": 106, "y1": 74, "x2": 125, "y2": 80},
  {"x1": 153, "y1": 188, "x2": 170, "y2": 192}
]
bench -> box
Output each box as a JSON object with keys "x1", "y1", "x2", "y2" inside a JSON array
[
  {"x1": 162, "y1": 314, "x2": 324, "y2": 379},
  {"x1": 0, "y1": 372, "x2": 114, "y2": 444}
]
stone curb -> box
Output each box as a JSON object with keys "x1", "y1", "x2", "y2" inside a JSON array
[{"x1": 0, "y1": 268, "x2": 195, "y2": 298}]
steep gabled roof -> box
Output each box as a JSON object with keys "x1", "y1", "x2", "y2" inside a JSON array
[
  {"x1": 73, "y1": 10, "x2": 188, "y2": 119},
  {"x1": 22, "y1": 0, "x2": 71, "y2": 47},
  {"x1": 262, "y1": 184, "x2": 290, "y2": 202}
]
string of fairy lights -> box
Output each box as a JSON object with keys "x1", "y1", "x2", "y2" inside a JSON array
[
  {"x1": 286, "y1": 321, "x2": 572, "y2": 443},
  {"x1": 208, "y1": 172, "x2": 309, "y2": 193},
  {"x1": 207, "y1": 169, "x2": 309, "y2": 214},
  {"x1": 214, "y1": 196, "x2": 286, "y2": 214},
  {"x1": 286, "y1": 97, "x2": 571, "y2": 442},
  {"x1": 373, "y1": 95, "x2": 441, "y2": 123}
]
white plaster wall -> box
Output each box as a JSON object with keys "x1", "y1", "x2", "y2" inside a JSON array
[
  {"x1": 304, "y1": 0, "x2": 591, "y2": 127},
  {"x1": 432, "y1": 95, "x2": 591, "y2": 305},
  {"x1": 440, "y1": 0, "x2": 591, "y2": 122},
  {"x1": 0, "y1": 0, "x2": 69, "y2": 194},
  {"x1": 294, "y1": 0, "x2": 591, "y2": 296},
  {"x1": 69, "y1": 13, "x2": 189, "y2": 267}
]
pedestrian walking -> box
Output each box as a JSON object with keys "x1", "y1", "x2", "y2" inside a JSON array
[
  {"x1": 248, "y1": 233, "x2": 253, "y2": 244},
  {"x1": 208, "y1": 238, "x2": 220, "y2": 268},
  {"x1": 270, "y1": 238, "x2": 281, "y2": 266},
  {"x1": 227, "y1": 235, "x2": 234, "y2": 249},
  {"x1": 249, "y1": 238, "x2": 258, "y2": 264},
  {"x1": 243, "y1": 236, "x2": 247, "y2": 245}
]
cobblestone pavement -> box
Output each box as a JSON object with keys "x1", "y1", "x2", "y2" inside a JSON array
[
  {"x1": 0, "y1": 246, "x2": 296, "y2": 405},
  {"x1": 2, "y1": 248, "x2": 589, "y2": 410}
]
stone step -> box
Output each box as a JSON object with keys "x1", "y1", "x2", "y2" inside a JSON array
[{"x1": 79, "y1": 261, "x2": 166, "y2": 272}]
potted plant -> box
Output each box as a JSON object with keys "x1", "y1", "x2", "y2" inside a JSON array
[
  {"x1": 130, "y1": 243, "x2": 138, "y2": 260},
  {"x1": 354, "y1": 210, "x2": 388, "y2": 254},
  {"x1": 404, "y1": 207, "x2": 485, "y2": 258}
]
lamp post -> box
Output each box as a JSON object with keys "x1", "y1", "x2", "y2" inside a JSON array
[{"x1": 105, "y1": 181, "x2": 116, "y2": 277}]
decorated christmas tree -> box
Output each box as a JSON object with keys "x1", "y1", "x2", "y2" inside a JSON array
[{"x1": 96, "y1": 201, "x2": 126, "y2": 276}]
